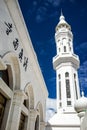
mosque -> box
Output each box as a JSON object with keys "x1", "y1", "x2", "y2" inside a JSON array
[
  {"x1": 0, "y1": 0, "x2": 48, "y2": 130},
  {"x1": 0, "y1": 0, "x2": 87, "y2": 130}
]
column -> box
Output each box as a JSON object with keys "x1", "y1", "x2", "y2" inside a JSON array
[
  {"x1": 78, "y1": 111, "x2": 85, "y2": 130},
  {"x1": 29, "y1": 109, "x2": 37, "y2": 130},
  {"x1": 6, "y1": 90, "x2": 25, "y2": 130}
]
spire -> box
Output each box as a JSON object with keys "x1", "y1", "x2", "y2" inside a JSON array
[
  {"x1": 61, "y1": 8, "x2": 63, "y2": 16},
  {"x1": 55, "y1": 9, "x2": 71, "y2": 31},
  {"x1": 59, "y1": 9, "x2": 65, "y2": 21}
]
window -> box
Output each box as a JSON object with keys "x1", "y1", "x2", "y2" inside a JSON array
[
  {"x1": 0, "y1": 65, "x2": 13, "y2": 90},
  {"x1": 66, "y1": 79, "x2": 71, "y2": 98},
  {"x1": 58, "y1": 74, "x2": 61, "y2": 80},
  {"x1": 59, "y1": 48, "x2": 60, "y2": 52},
  {"x1": 59, "y1": 102, "x2": 62, "y2": 107},
  {"x1": 74, "y1": 74, "x2": 78, "y2": 99},
  {"x1": 65, "y1": 72, "x2": 71, "y2": 106},
  {"x1": 0, "y1": 70, "x2": 9, "y2": 86},
  {"x1": 58, "y1": 39, "x2": 60, "y2": 42},
  {"x1": 64, "y1": 46, "x2": 66, "y2": 52},
  {"x1": 58, "y1": 74, "x2": 62, "y2": 106},
  {"x1": 67, "y1": 101, "x2": 71, "y2": 105},
  {"x1": 65, "y1": 72, "x2": 69, "y2": 77},
  {"x1": 74, "y1": 74, "x2": 76, "y2": 79},
  {"x1": 59, "y1": 81, "x2": 61, "y2": 100},
  {"x1": 69, "y1": 47, "x2": 71, "y2": 51},
  {"x1": 0, "y1": 64, "x2": 13, "y2": 129},
  {"x1": 69, "y1": 39, "x2": 71, "y2": 42}
]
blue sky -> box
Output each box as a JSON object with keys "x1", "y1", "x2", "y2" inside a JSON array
[{"x1": 18, "y1": 0, "x2": 87, "y2": 98}]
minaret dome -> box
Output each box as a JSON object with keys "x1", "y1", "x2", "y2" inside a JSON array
[{"x1": 55, "y1": 11, "x2": 71, "y2": 31}]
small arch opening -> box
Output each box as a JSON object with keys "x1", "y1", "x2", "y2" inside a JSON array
[
  {"x1": 65, "y1": 72, "x2": 69, "y2": 77},
  {"x1": 64, "y1": 46, "x2": 66, "y2": 52}
]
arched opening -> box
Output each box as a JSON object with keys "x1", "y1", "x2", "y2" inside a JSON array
[
  {"x1": 36, "y1": 102, "x2": 43, "y2": 122},
  {"x1": 74, "y1": 73, "x2": 78, "y2": 99},
  {"x1": 65, "y1": 72, "x2": 71, "y2": 106},
  {"x1": 3, "y1": 52, "x2": 21, "y2": 90},
  {"x1": 64, "y1": 46, "x2": 66, "y2": 52},
  {"x1": 25, "y1": 83, "x2": 34, "y2": 109},
  {"x1": 36, "y1": 102, "x2": 45, "y2": 130},
  {"x1": 58, "y1": 74, "x2": 62, "y2": 107},
  {"x1": 0, "y1": 52, "x2": 21, "y2": 130}
]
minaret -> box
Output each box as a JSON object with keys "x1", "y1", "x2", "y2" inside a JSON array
[{"x1": 53, "y1": 12, "x2": 80, "y2": 113}]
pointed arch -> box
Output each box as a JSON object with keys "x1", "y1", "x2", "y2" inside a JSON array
[
  {"x1": 25, "y1": 83, "x2": 34, "y2": 109},
  {"x1": 36, "y1": 102, "x2": 43, "y2": 122},
  {"x1": 3, "y1": 52, "x2": 21, "y2": 90}
]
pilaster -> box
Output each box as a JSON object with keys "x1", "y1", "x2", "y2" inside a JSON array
[
  {"x1": 29, "y1": 109, "x2": 37, "y2": 130},
  {"x1": 6, "y1": 90, "x2": 25, "y2": 130}
]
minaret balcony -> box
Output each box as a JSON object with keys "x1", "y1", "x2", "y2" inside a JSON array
[{"x1": 53, "y1": 53, "x2": 80, "y2": 70}]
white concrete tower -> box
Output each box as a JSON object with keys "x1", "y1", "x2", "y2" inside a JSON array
[
  {"x1": 53, "y1": 11, "x2": 80, "y2": 113},
  {"x1": 46, "y1": 12, "x2": 81, "y2": 130}
]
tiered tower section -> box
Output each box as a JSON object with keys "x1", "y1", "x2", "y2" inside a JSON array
[{"x1": 53, "y1": 12, "x2": 80, "y2": 113}]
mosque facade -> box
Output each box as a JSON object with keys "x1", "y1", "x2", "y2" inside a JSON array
[
  {"x1": 0, "y1": 0, "x2": 48, "y2": 130},
  {"x1": 0, "y1": 0, "x2": 87, "y2": 130}
]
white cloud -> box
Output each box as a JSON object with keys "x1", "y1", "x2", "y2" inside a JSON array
[{"x1": 46, "y1": 98, "x2": 57, "y2": 121}]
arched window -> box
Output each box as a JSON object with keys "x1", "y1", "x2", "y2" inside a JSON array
[
  {"x1": 66, "y1": 80, "x2": 71, "y2": 98},
  {"x1": 59, "y1": 48, "x2": 60, "y2": 52},
  {"x1": 64, "y1": 46, "x2": 66, "y2": 52},
  {"x1": 74, "y1": 73, "x2": 76, "y2": 79},
  {"x1": 58, "y1": 74, "x2": 61, "y2": 80},
  {"x1": 65, "y1": 72, "x2": 69, "y2": 77},
  {"x1": 0, "y1": 64, "x2": 13, "y2": 130},
  {"x1": 58, "y1": 39, "x2": 60, "y2": 42},
  {"x1": 65, "y1": 72, "x2": 71, "y2": 106},
  {"x1": 58, "y1": 74, "x2": 62, "y2": 107},
  {"x1": 69, "y1": 47, "x2": 71, "y2": 51},
  {"x1": 74, "y1": 73, "x2": 78, "y2": 99}
]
